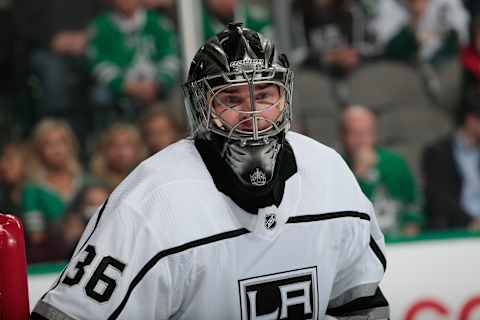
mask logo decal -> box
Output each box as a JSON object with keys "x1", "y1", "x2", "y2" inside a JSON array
[
  {"x1": 250, "y1": 168, "x2": 267, "y2": 186},
  {"x1": 230, "y1": 59, "x2": 264, "y2": 72}
]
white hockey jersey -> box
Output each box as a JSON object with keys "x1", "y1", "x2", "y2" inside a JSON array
[{"x1": 32, "y1": 132, "x2": 389, "y2": 320}]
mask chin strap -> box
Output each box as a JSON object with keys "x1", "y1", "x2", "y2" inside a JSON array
[{"x1": 222, "y1": 135, "x2": 282, "y2": 187}]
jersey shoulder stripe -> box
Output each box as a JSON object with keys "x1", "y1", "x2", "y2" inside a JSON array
[
  {"x1": 286, "y1": 211, "x2": 370, "y2": 224},
  {"x1": 77, "y1": 198, "x2": 109, "y2": 253}
]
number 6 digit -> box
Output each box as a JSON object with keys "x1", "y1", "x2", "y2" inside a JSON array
[{"x1": 85, "y1": 256, "x2": 126, "y2": 302}]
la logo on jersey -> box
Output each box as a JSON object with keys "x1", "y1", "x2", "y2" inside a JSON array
[{"x1": 238, "y1": 267, "x2": 318, "y2": 320}]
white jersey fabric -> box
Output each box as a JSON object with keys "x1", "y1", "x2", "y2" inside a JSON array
[{"x1": 33, "y1": 132, "x2": 389, "y2": 320}]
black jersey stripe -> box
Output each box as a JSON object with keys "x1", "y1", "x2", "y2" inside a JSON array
[
  {"x1": 40, "y1": 198, "x2": 109, "y2": 300},
  {"x1": 286, "y1": 211, "x2": 370, "y2": 224},
  {"x1": 30, "y1": 312, "x2": 49, "y2": 320},
  {"x1": 77, "y1": 197, "x2": 109, "y2": 253},
  {"x1": 370, "y1": 236, "x2": 387, "y2": 271},
  {"x1": 326, "y1": 287, "x2": 389, "y2": 317},
  {"x1": 108, "y1": 227, "x2": 250, "y2": 319}
]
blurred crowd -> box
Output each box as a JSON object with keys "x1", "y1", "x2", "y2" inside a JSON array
[{"x1": 0, "y1": 0, "x2": 480, "y2": 263}]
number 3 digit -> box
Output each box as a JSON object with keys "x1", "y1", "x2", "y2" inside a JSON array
[{"x1": 62, "y1": 245, "x2": 96, "y2": 286}]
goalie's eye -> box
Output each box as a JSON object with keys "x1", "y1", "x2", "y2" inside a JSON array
[
  {"x1": 254, "y1": 85, "x2": 281, "y2": 110},
  {"x1": 214, "y1": 94, "x2": 243, "y2": 108}
]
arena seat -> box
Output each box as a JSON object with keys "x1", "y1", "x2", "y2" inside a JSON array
[
  {"x1": 293, "y1": 69, "x2": 339, "y2": 145},
  {"x1": 435, "y1": 59, "x2": 462, "y2": 112},
  {"x1": 348, "y1": 61, "x2": 432, "y2": 115},
  {"x1": 0, "y1": 213, "x2": 30, "y2": 320}
]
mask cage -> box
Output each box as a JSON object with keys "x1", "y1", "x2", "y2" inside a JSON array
[{"x1": 183, "y1": 66, "x2": 294, "y2": 143}]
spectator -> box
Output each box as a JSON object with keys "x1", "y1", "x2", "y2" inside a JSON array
[
  {"x1": 203, "y1": 0, "x2": 272, "y2": 40},
  {"x1": 14, "y1": 0, "x2": 103, "y2": 118},
  {"x1": 139, "y1": 106, "x2": 183, "y2": 156},
  {"x1": 21, "y1": 119, "x2": 87, "y2": 262},
  {"x1": 90, "y1": 123, "x2": 146, "y2": 188},
  {"x1": 340, "y1": 105, "x2": 423, "y2": 236},
  {"x1": 87, "y1": 0, "x2": 179, "y2": 115},
  {"x1": 0, "y1": 140, "x2": 27, "y2": 216},
  {"x1": 384, "y1": 0, "x2": 469, "y2": 66},
  {"x1": 461, "y1": 15, "x2": 480, "y2": 93},
  {"x1": 422, "y1": 89, "x2": 480, "y2": 231},
  {"x1": 297, "y1": 0, "x2": 404, "y2": 76},
  {"x1": 60, "y1": 182, "x2": 111, "y2": 259}
]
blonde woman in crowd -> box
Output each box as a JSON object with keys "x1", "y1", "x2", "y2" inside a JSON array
[
  {"x1": 90, "y1": 123, "x2": 147, "y2": 188},
  {"x1": 21, "y1": 119, "x2": 87, "y2": 260}
]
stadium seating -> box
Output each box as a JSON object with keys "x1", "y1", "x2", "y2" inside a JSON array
[{"x1": 293, "y1": 62, "x2": 455, "y2": 176}]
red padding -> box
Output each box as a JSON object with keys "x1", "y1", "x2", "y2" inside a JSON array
[{"x1": 0, "y1": 214, "x2": 30, "y2": 320}]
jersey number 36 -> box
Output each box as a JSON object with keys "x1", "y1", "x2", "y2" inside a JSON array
[{"x1": 62, "y1": 245, "x2": 126, "y2": 303}]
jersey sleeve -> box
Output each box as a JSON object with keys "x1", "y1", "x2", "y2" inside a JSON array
[
  {"x1": 326, "y1": 214, "x2": 389, "y2": 319},
  {"x1": 31, "y1": 195, "x2": 188, "y2": 320},
  {"x1": 326, "y1": 152, "x2": 390, "y2": 319}
]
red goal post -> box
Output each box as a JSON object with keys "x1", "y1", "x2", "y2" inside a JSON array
[{"x1": 0, "y1": 213, "x2": 29, "y2": 320}]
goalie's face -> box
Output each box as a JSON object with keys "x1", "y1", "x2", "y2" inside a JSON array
[{"x1": 210, "y1": 82, "x2": 285, "y2": 138}]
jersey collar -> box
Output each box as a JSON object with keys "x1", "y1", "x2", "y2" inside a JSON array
[
  {"x1": 194, "y1": 136, "x2": 298, "y2": 214},
  {"x1": 225, "y1": 172, "x2": 302, "y2": 239}
]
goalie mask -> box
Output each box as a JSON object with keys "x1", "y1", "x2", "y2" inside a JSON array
[{"x1": 183, "y1": 23, "x2": 294, "y2": 187}]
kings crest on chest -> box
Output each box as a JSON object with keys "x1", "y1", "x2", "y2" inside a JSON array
[{"x1": 238, "y1": 267, "x2": 318, "y2": 320}]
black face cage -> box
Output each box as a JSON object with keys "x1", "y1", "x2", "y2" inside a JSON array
[{"x1": 183, "y1": 66, "x2": 294, "y2": 143}]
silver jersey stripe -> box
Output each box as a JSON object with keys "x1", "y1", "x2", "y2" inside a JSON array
[
  {"x1": 334, "y1": 306, "x2": 390, "y2": 319},
  {"x1": 33, "y1": 301, "x2": 77, "y2": 320},
  {"x1": 328, "y1": 282, "x2": 379, "y2": 308}
]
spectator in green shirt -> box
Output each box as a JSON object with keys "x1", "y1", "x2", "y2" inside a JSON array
[
  {"x1": 383, "y1": 0, "x2": 469, "y2": 66},
  {"x1": 87, "y1": 0, "x2": 179, "y2": 115},
  {"x1": 339, "y1": 105, "x2": 423, "y2": 237}
]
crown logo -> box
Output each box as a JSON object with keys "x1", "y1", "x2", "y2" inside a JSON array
[
  {"x1": 250, "y1": 168, "x2": 267, "y2": 186},
  {"x1": 230, "y1": 59, "x2": 264, "y2": 72}
]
